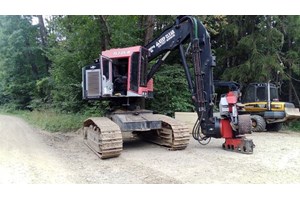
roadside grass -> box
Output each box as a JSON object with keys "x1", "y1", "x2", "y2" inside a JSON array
[
  {"x1": 19, "y1": 110, "x2": 87, "y2": 132},
  {"x1": 1, "y1": 107, "x2": 300, "y2": 133},
  {"x1": 287, "y1": 121, "x2": 300, "y2": 132},
  {"x1": 0, "y1": 108, "x2": 100, "y2": 132}
]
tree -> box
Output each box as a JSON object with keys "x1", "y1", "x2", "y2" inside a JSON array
[
  {"x1": 47, "y1": 15, "x2": 102, "y2": 112},
  {"x1": 98, "y1": 15, "x2": 111, "y2": 50},
  {"x1": 147, "y1": 64, "x2": 193, "y2": 116},
  {"x1": 0, "y1": 15, "x2": 48, "y2": 109},
  {"x1": 276, "y1": 16, "x2": 300, "y2": 105},
  {"x1": 142, "y1": 15, "x2": 155, "y2": 45},
  {"x1": 37, "y1": 15, "x2": 51, "y2": 74},
  {"x1": 0, "y1": 15, "x2": 299, "y2": 113}
]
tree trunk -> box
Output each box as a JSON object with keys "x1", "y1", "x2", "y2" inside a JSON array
[
  {"x1": 287, "y1": 35, "x2": 293, "y2": 102},
  {"x1": 37, "y1": 15, "x2": 47, "y2": 46},
  {"x1": 288, "y1": 66, "x2": 293, "y2": 102},
  {"x1": 225, "y1": 37, "x2": 230, "y2": 68},
  {"x1": 98, "y1": 15, "x2": 111, "y2": 51},
  {"x1": 37, "y1": 15, "x2": 51, "y2": 74},
  {"x1": 291, "y1": 81, "x2": 300, "y2": 106},
  {"x1": 143, "y1": 15, "x2": 155, "y2": 45},
  {"x1": 23, "y1": 32, "x2": 38, "y2": 78},
  {"x1": 141, "y1": 15, "x2": 155, "y2": 109}
]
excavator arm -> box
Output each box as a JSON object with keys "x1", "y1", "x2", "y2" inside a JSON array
[
  {"x1": 144, "y1": 16, "x2": 254, "y2": 153},
  {"x1": 145, "y1": 16, "x2": 213, "y2": 128}
]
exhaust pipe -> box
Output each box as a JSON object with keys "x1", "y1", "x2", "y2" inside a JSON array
[{"x1": 267, "y1": 80, "x2": 271, "y2": 111}]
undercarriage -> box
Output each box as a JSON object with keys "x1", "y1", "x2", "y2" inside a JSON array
[{"x1": 83, "y1": 108, "x2": 191, "y2": 159}]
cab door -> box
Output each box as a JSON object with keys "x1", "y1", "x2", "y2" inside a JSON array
[{"x1": 100, "y1": 55, "x2": 113, "y2": 96}]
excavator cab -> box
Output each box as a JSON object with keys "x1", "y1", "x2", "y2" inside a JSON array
[
  {"x1": 242, "y1": 83, "x2": 279, "y2": 103},
  {"x1": 82, "y1": 46, "x2": 153, "y2": 100}
]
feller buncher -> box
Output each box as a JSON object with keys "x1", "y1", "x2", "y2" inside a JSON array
[
  {"x1": 241, "y1": 82, "x2": 300, "y2": 132},
  {"x1": 81, "y1": 16, "x2": 254, "y2": 159}
]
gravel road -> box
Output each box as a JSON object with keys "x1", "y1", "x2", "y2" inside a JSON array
[{"x1": 1, "y1": 114, "x2": 300, "y2": 184}]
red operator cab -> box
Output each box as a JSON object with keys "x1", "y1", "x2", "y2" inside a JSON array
[{"x1": 82, "y1": 46, "x2": 153, "y2": 100}]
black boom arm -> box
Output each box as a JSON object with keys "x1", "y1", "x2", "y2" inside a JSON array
[{"x1": 145, "y1": 16, "x2": 217, "y2": 137}]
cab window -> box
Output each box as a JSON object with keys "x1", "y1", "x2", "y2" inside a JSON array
[{"x1": 130, "y1": 52, "x2": 139, "y2": 92}]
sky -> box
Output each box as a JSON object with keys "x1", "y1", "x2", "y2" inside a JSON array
[{"x1": 0, "y1": 0, "x2": 299, "y2": 15}]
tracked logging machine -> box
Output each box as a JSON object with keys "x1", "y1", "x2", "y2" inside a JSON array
[{"x1": 82, "y1": 16, "x2": 254, "y2": 159}]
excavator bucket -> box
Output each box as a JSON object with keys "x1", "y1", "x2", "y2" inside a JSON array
[{"x1": 285, "y1": 107, "x2": 300, "y2": 121}]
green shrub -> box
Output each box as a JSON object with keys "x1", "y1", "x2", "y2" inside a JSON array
[{"x1": 288, "y1": 121, "x2": 300, "y2": 132}]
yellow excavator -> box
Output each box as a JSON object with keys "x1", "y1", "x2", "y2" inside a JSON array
[{"x1": 241, "y1": 82, "x2": 300, "y2": 132}]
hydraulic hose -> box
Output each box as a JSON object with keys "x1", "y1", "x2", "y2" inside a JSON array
[{"x1": 192, "y1": 112, "x2": 211, "y2": 145}]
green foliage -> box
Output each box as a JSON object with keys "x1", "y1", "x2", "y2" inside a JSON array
[
  {"x1": 35, "y1": 77, "x2": 53, "y2": 99},
  {"x1": 288, "y1": 121, "x2": 300, "y2": 132},
  {"x1": 28, "y1": 77, "x2": 54, "y2": 109},
  {"x1": 1, "y1": 15, "x2": 300, "y2": 132},
  {"x1": 0, "y1": 15, "x2": 49, "y2": 109},
  {"x1": 47, "y1": 16, "x2": 102, "y2": 112},
  {"x1": 147, "y1": 64, "x2": 193, "y2": 116},
  {"x1": 108, "y1": 16, "x2": 144, "y2": 47},
  {"x1": 219, "y1": 16, "x2": 285, "y2": 84}
]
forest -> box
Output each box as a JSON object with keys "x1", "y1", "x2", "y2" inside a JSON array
[{"x1": 0, "y1": 15, "x2": 299, "y2": 130}]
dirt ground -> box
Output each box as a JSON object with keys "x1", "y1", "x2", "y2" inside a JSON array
[{"x1": 1, "y1": 114, "x2": 300, "y2": 184}]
